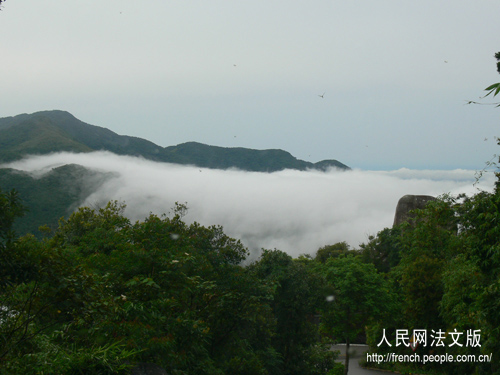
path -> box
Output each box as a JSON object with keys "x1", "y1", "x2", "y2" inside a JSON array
[{"x1": 332, "y1": 344, "x2": 391, "y2": 375}]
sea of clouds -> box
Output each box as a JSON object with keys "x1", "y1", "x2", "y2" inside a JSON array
[{"x1": 4, "y1": 152, "x2": 496, "y2": 258}]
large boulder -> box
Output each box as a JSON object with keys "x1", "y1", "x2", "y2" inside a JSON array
[{"x1": 393, "y1": 195, "x2": 436, "y2": 227}]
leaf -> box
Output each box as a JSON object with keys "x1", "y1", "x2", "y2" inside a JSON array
[
  {"x1": 483, "y1": 82, "x2": 500, "y2": 98},
  {"x1": 485, "y1": 83, "x2": 500, "y2": 91}
]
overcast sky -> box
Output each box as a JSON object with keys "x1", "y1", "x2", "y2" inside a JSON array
[{"x1": 1, "y1": 1, "x2": 499, "y2": 170}]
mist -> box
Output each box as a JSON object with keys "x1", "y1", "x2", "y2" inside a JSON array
[{"x1": 4, "y1": 152, "x2": 495, "y2": 258}]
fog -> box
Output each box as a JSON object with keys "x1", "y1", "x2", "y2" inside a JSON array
[{"x1": 4, "y1": 152, "x2": 496, "y2": 258}]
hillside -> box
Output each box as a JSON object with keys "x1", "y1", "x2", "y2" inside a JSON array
[
  {"x1": 162, "y1": 142, "x2": 349, "y2": 171},
  {"x1": 0, "y1": 110, "x2": 350, "y2": 236},
  {"x1": 0, "y1": 110, "x2": 350, "y2": 172},
  {"x1": 0, "y1": 164, "x2": 112, "y2": 236},
  {"x1": 0, "y1": 110, "x2": 164, "y2": 163}
]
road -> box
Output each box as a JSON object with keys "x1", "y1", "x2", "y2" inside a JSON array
[{"x1": 332, "y1": 344, "x2": 392, "y2": 375}]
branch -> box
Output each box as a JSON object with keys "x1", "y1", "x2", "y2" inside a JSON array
[
  {"x1": 464, "y1": 100, "x2": 500, "y2": 106},
  {"x1": 465, "y1": 82, "x2": 500, "y2": 107},
  {"x1": 0, "y1": 281, "x2": 56, "y2": 360}
]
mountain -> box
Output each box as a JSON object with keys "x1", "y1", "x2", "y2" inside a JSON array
[
  {"x1": 0, "y1": 164, "x2": 112, "y2": 236},
  {"x1": 162, "y1": 142, "x2": 349, "y2": 171},
  {"x1": 0, "y1": 110, "x2": 165, "y2": 163},
  {"x1": 0, "y1": 110, "x2": 350, "y2": 237},
  {"x1": 0, "y1": 110, "x2": 350, "y2": 172}
]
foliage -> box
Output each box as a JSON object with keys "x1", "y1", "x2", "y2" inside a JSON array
[
  {"x1": 319, "y1": 254, "x2": 395, "y2": 375},
  {"x1": 0, "y1": 188, "x2": 25, "y2": 247},
  {"x1": 315, "y1": 242, "x2": 350, "y2": 264},
  {"x1": 393, "y1": 196, "x2": 459, "y2": 330},
  {"x1": 467, "y1": 51, "x2": 500, "y2": 107},
  {"x1": 4, "y1": 76, "x2": 500, "y2": 374},
  {"x1": 361, "y1": 188, "x2": 500, "y2": 374},
  {"x1": 1, "y1": 197, "x2": 341, "y2": 374},
  {"x1": 483, "y1": 82, "x2": 500, "y2": 105},
  {"x1": 2, "y1": 175, "x2": 500, "y2": 375},
  {"x1": 0, "y1": 165, "x2": 111, "y2": 238},
  {"x1": 361, "y1": 55, "x2": 500, "y2": 374},
  {"x1": 248, "y1": 249, "x2": 339, "y2": 375},
  {"x1": 482, "y1": 51, "x2": 500, "y2": 106},
  {"x1": 358, "y1": 227, "x2": 402, "y2": 273}
]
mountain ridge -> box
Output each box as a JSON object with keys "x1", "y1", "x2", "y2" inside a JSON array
[{"x1": 0, "y1": 110, "x2": 350, "y2": 172}]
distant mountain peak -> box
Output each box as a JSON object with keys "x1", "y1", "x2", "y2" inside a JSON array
[{"x1": 0, "y1": 110, "x2": 350, "y2": 172}]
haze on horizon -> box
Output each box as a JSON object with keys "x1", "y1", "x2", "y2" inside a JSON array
[
  {"x1": 1, "y1": 1, "x2": 499, "y2": 171},
  {"x1": 4, "y1": 152, "x2": 496, "y2": 258}
]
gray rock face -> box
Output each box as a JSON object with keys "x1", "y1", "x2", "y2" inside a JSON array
[
  {"x1": 130, "y1": 363, "x2": 168, "y2": 375},
  {"x1": 393, "y1": 195, "x2": 436, "y2": 227}
]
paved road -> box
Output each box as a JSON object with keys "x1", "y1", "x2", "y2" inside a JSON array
[{"x1": 332, "y1": 344, "x2": 392, "y2": 375}]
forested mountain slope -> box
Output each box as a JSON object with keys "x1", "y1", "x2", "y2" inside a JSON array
[{"x1": 0, "y1": 110, "x2": 349, "y2": 172}]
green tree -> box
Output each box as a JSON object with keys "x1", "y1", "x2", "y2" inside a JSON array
[
  {"x1": 363, "y1": 53, "x2": 500, "y2": 374},
  {"x1": 358, "y1": 227, "x2": 402, "y2": 273},
  {"x1": 321, "y1": 255, "x2": 394, "y2": 375},
  {"x1": 392, "y1": 196, "x2": 459, "y2": 331},
  {"x1": 249, "y1": 249, "x2": 338, "y2": 375},
  {"x1": 43, "y1": 200, "x2": 282, "y2": 374},
  {"x1": 371, "y1": 192, "x2": 499, "y2": 373},
  {"x1": 0, "y1": 195, "x2": 139, "y2": 373},
  {"x1": 439, "y1": 189, "x2": 500, "y2": 374},
  {"x1": 315, "y1": 242, "x2": 350, "y2": 264},
  {"x1": 0, "y1": 188, "x2": 26, "y2": 248}
]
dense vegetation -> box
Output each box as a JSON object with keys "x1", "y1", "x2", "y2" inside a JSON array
[
  {"x1": 0, "y1": 110, "x2": 349, "y2": 172},
  {"x1": 359, "y1": 57, "x2": 500, "y2": 374},
  {"x1": 0, "y1": 165, "x2": 111, "y2": 237},
  {"x1": 2, "y1": 159, "x2": 500, "y2": 374},
  {"x1": 1, "y1": 196, "x2": 346, "y2": 375},
  {"x1": 358, "y1": 185, "x2": 500, "y2": 374},
  {"x1": 2, "y1": 54, "x2": 499, "y2": 375}
]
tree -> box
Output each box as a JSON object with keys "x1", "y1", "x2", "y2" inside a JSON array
[
  {"x1": 393, "y1": 196, "x2": 459, "y2": 331},
  {"x1": 1, "y1": 198, "x2": 270, "y2": 373},
  {"x1": 358, "y1": 227, "x2": 402, "y2": 273},
  {"x1": 315, "y1": 242, "x2": 350, "y2": 264},
  {"x1": 0, "y1": 195, "x2": 140, "y2": 374},
  {"x1": 320, "y1": 255, "x2": 394, "y2": 375},
  {"x1": 439, "y1": 189, "x2": 500, "y2": 374},
  {"x1": 249, "y1": 249, "x2": 339, "y2": 375},
  {"x1": 45, "y1": 201, "x2": 282, "y2": 374},
  {"x1": 361, "y1": 53, "x2": 500, "y2": 374},
  {"x1": 0, "y1": 188, "x2": 27, "y2": 290},
  {"x1": 0, "y1": 188, "x2": 26, "y2": 247}
]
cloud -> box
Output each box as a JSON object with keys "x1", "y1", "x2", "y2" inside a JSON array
[{"x1": 4, "y1": 152, "x2": 495, "y2": 258}]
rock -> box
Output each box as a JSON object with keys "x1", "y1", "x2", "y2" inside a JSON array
[{"x1": 393, "y1": 195, "x2": 436, "y2": 227}]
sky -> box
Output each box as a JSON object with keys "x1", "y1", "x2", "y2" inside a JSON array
[
  {"x1": 4, "y1": 152, "x2": 496, "y2": 258},
  {"x1": 1, "y1": 0, "x2": 500, "y2": 170}
]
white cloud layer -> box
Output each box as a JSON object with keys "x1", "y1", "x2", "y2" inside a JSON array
[{"x1": 4, "y1": 152, "x2": 496, "y2": 258}]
